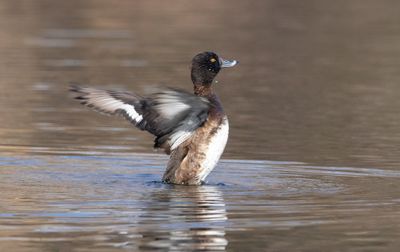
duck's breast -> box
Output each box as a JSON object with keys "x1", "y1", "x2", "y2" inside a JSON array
[{"x1": 198, "y1": 117, "x2": 229, "y2": 181}]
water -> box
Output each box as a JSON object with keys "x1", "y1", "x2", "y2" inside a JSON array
[
  {"x1": 1, "y1": 1, "x2": 400, "y2": 251},
  {"x1": 1, "y1": 152, "x2": 399, "y2": 251}
]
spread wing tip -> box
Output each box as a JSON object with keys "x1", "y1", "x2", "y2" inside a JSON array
[{"x1": 69, "y1": 84, "x2": 144, "y2": 123}]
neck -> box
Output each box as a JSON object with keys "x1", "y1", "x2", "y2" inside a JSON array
[{"x1": 193, "y1": 83, "x2": 213, "y2": 97}]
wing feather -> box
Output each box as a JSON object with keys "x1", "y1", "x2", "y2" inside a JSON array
[{"x1": 70, "y1": 85, "x2": 210, "y2": 152}]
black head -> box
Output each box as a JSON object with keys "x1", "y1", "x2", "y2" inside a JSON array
[{"x1": 191, "y1": 51, "x2": 237, "y2": 85}]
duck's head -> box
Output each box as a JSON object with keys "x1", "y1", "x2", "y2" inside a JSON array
[{"x1": 191, "y1": 51, "x2": 237, "y2": 85}]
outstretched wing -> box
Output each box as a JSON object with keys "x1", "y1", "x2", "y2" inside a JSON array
[{"x1": 70, "y1": 85, "x2": 210, "y2": 153}]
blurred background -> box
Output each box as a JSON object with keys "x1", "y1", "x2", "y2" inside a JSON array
[
  {"x1": 1, "y1": 1, "x2": 400, "y2": 251},
  {"x1": 1, "y1": 0, "x2": 400, "y2": 168}
]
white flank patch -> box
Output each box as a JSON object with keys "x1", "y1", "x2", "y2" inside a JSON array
[{"x1": 199, "y1": 118, "x2": 229, "y2": 181}]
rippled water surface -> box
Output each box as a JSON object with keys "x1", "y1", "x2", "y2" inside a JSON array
[{"x1": 1, "y1": 1, "x2": 400, "y2": 251}]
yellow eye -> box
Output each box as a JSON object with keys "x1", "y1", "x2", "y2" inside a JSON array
[{"x1": 210, "y1": 58, "x2": 216, "y2": 63}]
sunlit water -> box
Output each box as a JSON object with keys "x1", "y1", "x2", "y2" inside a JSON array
[
  {"x1": 1, "y1": 1, "x2": 400, "y2": 251},
  {"x1": 1, "y1": 150, "x2": 399, "y2": 251}
]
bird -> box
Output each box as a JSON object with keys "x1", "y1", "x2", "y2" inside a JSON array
[{"x1": 70, "y1": 51, "x2": 238, "y2": 185}]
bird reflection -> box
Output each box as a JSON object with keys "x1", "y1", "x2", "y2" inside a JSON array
[{"x1": 137, "y1": 184, "x2": 228, "y2": 251}]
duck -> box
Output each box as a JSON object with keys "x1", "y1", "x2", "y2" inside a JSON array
[{"x1": 70, "y1": 51, "x2": 238, "y2": 185}]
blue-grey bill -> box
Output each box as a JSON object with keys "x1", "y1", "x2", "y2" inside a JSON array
[{"x1": 219, "y1": 57, "x2": 238, "y2": 68}]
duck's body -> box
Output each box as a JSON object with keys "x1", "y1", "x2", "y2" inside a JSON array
[
  {"x1": 71, "y1": 52, "x2": 237, "y2": 185},
  {"x1": 163, "y1": 88, "x2": 229, "y2": 184}
]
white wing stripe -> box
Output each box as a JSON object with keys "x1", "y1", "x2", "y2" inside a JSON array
[
  {"x1": 120, "y1": 103, "x2": 142, "y2": 123},
  {"x1": 86, "y1": 95, "x2": 142, "y2": 123}
]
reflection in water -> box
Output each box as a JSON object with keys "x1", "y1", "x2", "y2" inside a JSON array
[
  {"x1": 0, "y1": 154, "x2": 230, "y2": 251},
  {"x1": 0, "y1": 154, "x2": 400, "y2": 251},
  {"x1": 138, "y1": 185, "x2": 228, "y2": 251}
]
